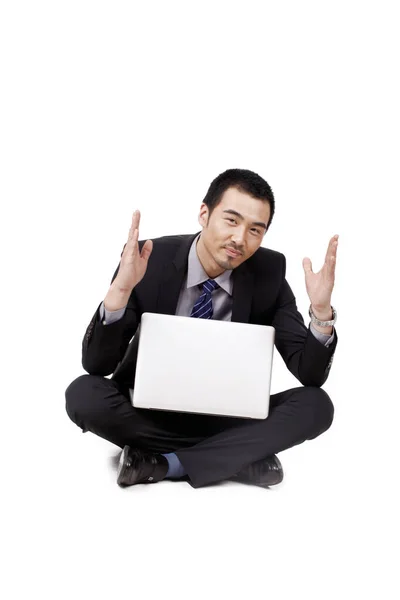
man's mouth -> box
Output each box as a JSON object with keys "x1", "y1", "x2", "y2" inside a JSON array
[{"x1": 225, "y1": 247, "x2": 241, "y2": 258}]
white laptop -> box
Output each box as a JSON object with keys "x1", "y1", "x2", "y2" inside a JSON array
[{"x1": 130, "y1": 312, "x2": 275, "y2": 419}]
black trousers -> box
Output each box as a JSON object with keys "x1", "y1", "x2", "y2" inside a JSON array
[{"x1": 65, "y1": 375, "x2": 334, "y2": 488}]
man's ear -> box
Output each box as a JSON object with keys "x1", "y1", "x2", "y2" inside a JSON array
[{"x1": 198, "y1": 203, "x2": 209, "y2": 228}]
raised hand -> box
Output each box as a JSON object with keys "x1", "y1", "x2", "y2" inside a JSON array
[
  {"x1": 302, "y1": 234, "x2": 339, "y2": 311},
  {"x1": 114, "y1": 209, "x2": 153, "y2": 292}
]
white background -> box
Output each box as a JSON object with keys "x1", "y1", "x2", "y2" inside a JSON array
[{"x1": 1, "y1": 1, "x2": 399, "y2": 598}]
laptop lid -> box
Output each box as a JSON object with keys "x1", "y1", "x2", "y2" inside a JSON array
[{"x1": 130, "y1": 312, "x2": 275, "y2": 419}]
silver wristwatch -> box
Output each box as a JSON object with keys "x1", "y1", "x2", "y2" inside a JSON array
[{"x1": 309, "y1": 304, "x2": 337, "y2": 327}]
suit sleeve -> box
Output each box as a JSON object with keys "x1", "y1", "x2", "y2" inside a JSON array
[
  {"x1": 81, "y1": 243, "x2": 141, "y2": 376},
  {"x1": 271, "y1": 255, "x2": 337, "y2": 387}
]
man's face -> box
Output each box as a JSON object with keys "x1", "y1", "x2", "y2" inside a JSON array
[{"x1": 197, "y1": 186, "x2": 271, "y2": 272}]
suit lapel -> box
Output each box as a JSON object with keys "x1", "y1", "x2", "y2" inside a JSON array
[{"x1": 155, "y1": 232, "x2": 199, "y2": 315}]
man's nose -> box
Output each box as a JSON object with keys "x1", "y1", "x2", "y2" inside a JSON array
[{"x1": 231, "y1": 228, "x2": 246, "y2": 246}]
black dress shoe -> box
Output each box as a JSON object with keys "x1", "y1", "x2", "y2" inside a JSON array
[
  {"x1": 229, "y1": 455, "x2": 284, "y2": 487},
  {"x1": 117, "y1": 446, "x2": 169, "y2": 487}
]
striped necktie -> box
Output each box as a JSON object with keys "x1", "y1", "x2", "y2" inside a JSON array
[{"x1": 190, "y1": 279, "x2": 219, "y2": 319}]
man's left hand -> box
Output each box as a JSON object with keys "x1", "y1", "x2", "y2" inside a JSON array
[{"x1": 302, "y1": 234, "x2": 339, "y2": 311}]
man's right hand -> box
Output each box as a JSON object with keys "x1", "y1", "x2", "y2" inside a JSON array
[
  {"x1": 103, "y1": 210, "x2": 153, "y2": 312},
  {"x1": 113, "y1": 209, "x2": 153, "y2": 292}
]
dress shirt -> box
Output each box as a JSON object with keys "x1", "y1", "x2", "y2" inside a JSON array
[{"x1": 99, "y1": 233, "x2": 335, "y2": 347}]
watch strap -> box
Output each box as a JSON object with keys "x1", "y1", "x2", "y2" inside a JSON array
[{"x1": 309, "y1": 305, "x2": 337, "y2": 327}]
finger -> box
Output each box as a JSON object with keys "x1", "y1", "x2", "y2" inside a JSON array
[
  {"x1": 332, "y1": 234, "x2": 339, "y2": 251},
  {"x1": 325, "y1": 255, "x2": 336, "y2": 278},
  {"x1": 302, "y1": 257, "x2": 313, "y2": 273},
  {"x1": 128, "y1": 213, "x2": 135, "y2": 239},
  {"x1": 324, "y1": 236, "x2": 338, "y2": 264},
  {"x1": 334, "y1": 235, "x2": 339, "y2": 252},
  {"x1": 127, "y1": 228, "x2": 139, "y2": 254},
  {"x1": 130, "y1": 211, "x2": 141, "y2": 248},
  {"x1": 128, "y1": 223, "x2": 137, "y2": 242},
  {"x1": 327, "y1": 237, "x2": 339, "y2": 265},
  {"x1": 131, "y1": 209, "x2": 140, "y2": 230},
  {"x1": 140, "y1": 239, "x2": 153, "y2": 260},
  {"x1": 325, "y1": 236, "x2": 335, "y2": 262}
]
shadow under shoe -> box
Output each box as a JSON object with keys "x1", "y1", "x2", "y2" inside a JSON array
[
  {"x1": 229, "y1": 454, "x2": 284, "y2": 487},
  {"x1": 117, "y1": 446, "x2": 169, "y2": 487}
]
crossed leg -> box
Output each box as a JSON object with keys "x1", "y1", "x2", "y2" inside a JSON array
[{"x1": 65, "y1": 374, "x2": 334, "y2": 488}]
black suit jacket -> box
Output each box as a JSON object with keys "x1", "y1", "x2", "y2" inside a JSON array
[{"x1": 82, "y1": 232, "x2": 337, "y2": 390}]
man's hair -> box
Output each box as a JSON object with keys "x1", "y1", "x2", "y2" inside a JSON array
[{"x1": 202, "y1": 168, "x2": 275, "y2": 230}]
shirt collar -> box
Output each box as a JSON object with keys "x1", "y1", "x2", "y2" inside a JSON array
[{"x1": 186, "y1": 233, "x2": 233, "y2": 296}]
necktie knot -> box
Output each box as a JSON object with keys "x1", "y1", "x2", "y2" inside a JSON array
[
  {"x1": 190, "y1": 279, "x2": 219, "y2": 319},
  {"x1": 202, "y1": 278, "x2": 219, "y2": 294}
]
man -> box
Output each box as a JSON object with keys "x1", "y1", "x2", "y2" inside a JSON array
[{"x1": 65, "y1": 168, "x2": 338, "y2": 489}]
